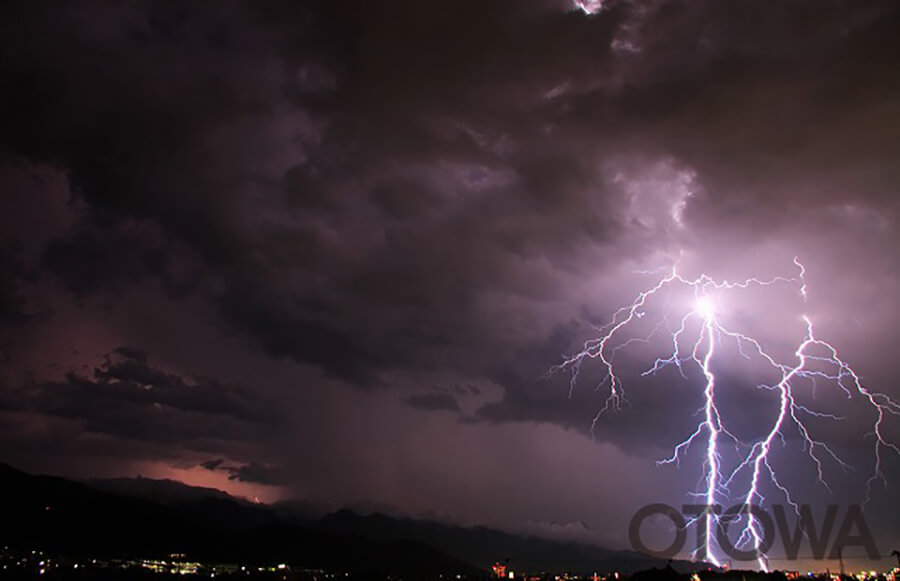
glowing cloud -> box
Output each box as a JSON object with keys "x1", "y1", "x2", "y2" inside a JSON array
[{"x1": 551, "y1": 258, "x2": 900, "y2": 569}]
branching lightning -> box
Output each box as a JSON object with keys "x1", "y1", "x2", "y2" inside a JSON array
[{"x1": 551, "y1": 258, "x2": 900, "y2": 570}]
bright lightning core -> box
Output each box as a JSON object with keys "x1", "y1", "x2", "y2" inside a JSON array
[
  {"x1": 551, "y1": 258, "x2": 900, "y2": 570},
  {"x1": 695, "y1": 296, "x2": 716, "y2": 320}
]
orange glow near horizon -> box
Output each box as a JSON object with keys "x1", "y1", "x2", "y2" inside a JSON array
[{"x1": 130, "y1": 461, "x2": 285, "y2": 504}]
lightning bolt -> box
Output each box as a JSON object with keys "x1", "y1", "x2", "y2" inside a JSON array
[{"x1": 551, "y1": 258, "x2": 900, "y2": 570}]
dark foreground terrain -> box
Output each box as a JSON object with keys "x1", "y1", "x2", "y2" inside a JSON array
[
  {"x1": 2, "y1": 464, "x2": 897, "y2": 581},
  {"x1": 0, "y1": 463, "x2": 687, "y2": 578}
]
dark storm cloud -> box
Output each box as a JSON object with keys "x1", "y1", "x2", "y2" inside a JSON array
[
  {"x1": 42, "y1": 220, "x2": 168, "y2": 296},
  {"x1": 0, "y1": 0, "x2": 899, "y2": 531},
  {"x1": 201, "y1": 458, "x2": 226, "y2": 471},
  {"x1": 215, "y1": 281, "x2": 391, "y2": 384},
  {"x1": 403, "y1": 392, "x2": 462, "y2": 413},
  {"x1": 200, "y1": 458, "x2": 289, "y2": 486},
  {"x1": 0, "y1": 241, "x2": 44, "y2": 366},
  {"x1": 0, "y1": 0, "x2": 632, "y2": 382},
  {"x1": 606, "y1": 1, "x2": 900, "y2": 232},
  {"x1": 0, "y1": 243, "x2": 34, "y2": 326},
  {"x1": 0, "y1": 347, "x2": 277, "y2": 450}
]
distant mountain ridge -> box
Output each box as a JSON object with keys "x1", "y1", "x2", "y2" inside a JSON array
[
  {"x1": 86, "y1": 473, "x2": 660, "y2": 571},
  {"x1": 0, "y1": 463, "x2": 476, "y2": 575},
  {"x1": 86, "y1": 475, "x2": 279, "y2": 529},
  {"x1": 1, "y1": 463, "x2": 697, "y2": 574},
  {"x1": 87, "y1": 476, "x2": 239, "y2": 502},
  {"x1": 315, "y1": 508, "x2": 668, "y2": 573}
]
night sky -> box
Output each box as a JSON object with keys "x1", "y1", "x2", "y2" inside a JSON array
[{"x1": 1, "y1": 0, "x2": 899, "y2": 571}]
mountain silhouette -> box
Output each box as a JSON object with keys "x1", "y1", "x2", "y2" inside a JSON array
[
  {"x1": 1, "y1": 462, "x2": 699, "y2": 574},
  {"x1": 0, "y1": 463, "x2": 476, "y2": 575},
  {"x1": 316, "y1": 508, "x2": 675, "y2": 573}
]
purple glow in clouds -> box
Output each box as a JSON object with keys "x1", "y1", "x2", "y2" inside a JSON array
[{"x1": 552, "y1": 258, "x2": 900, "y2": 569}]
